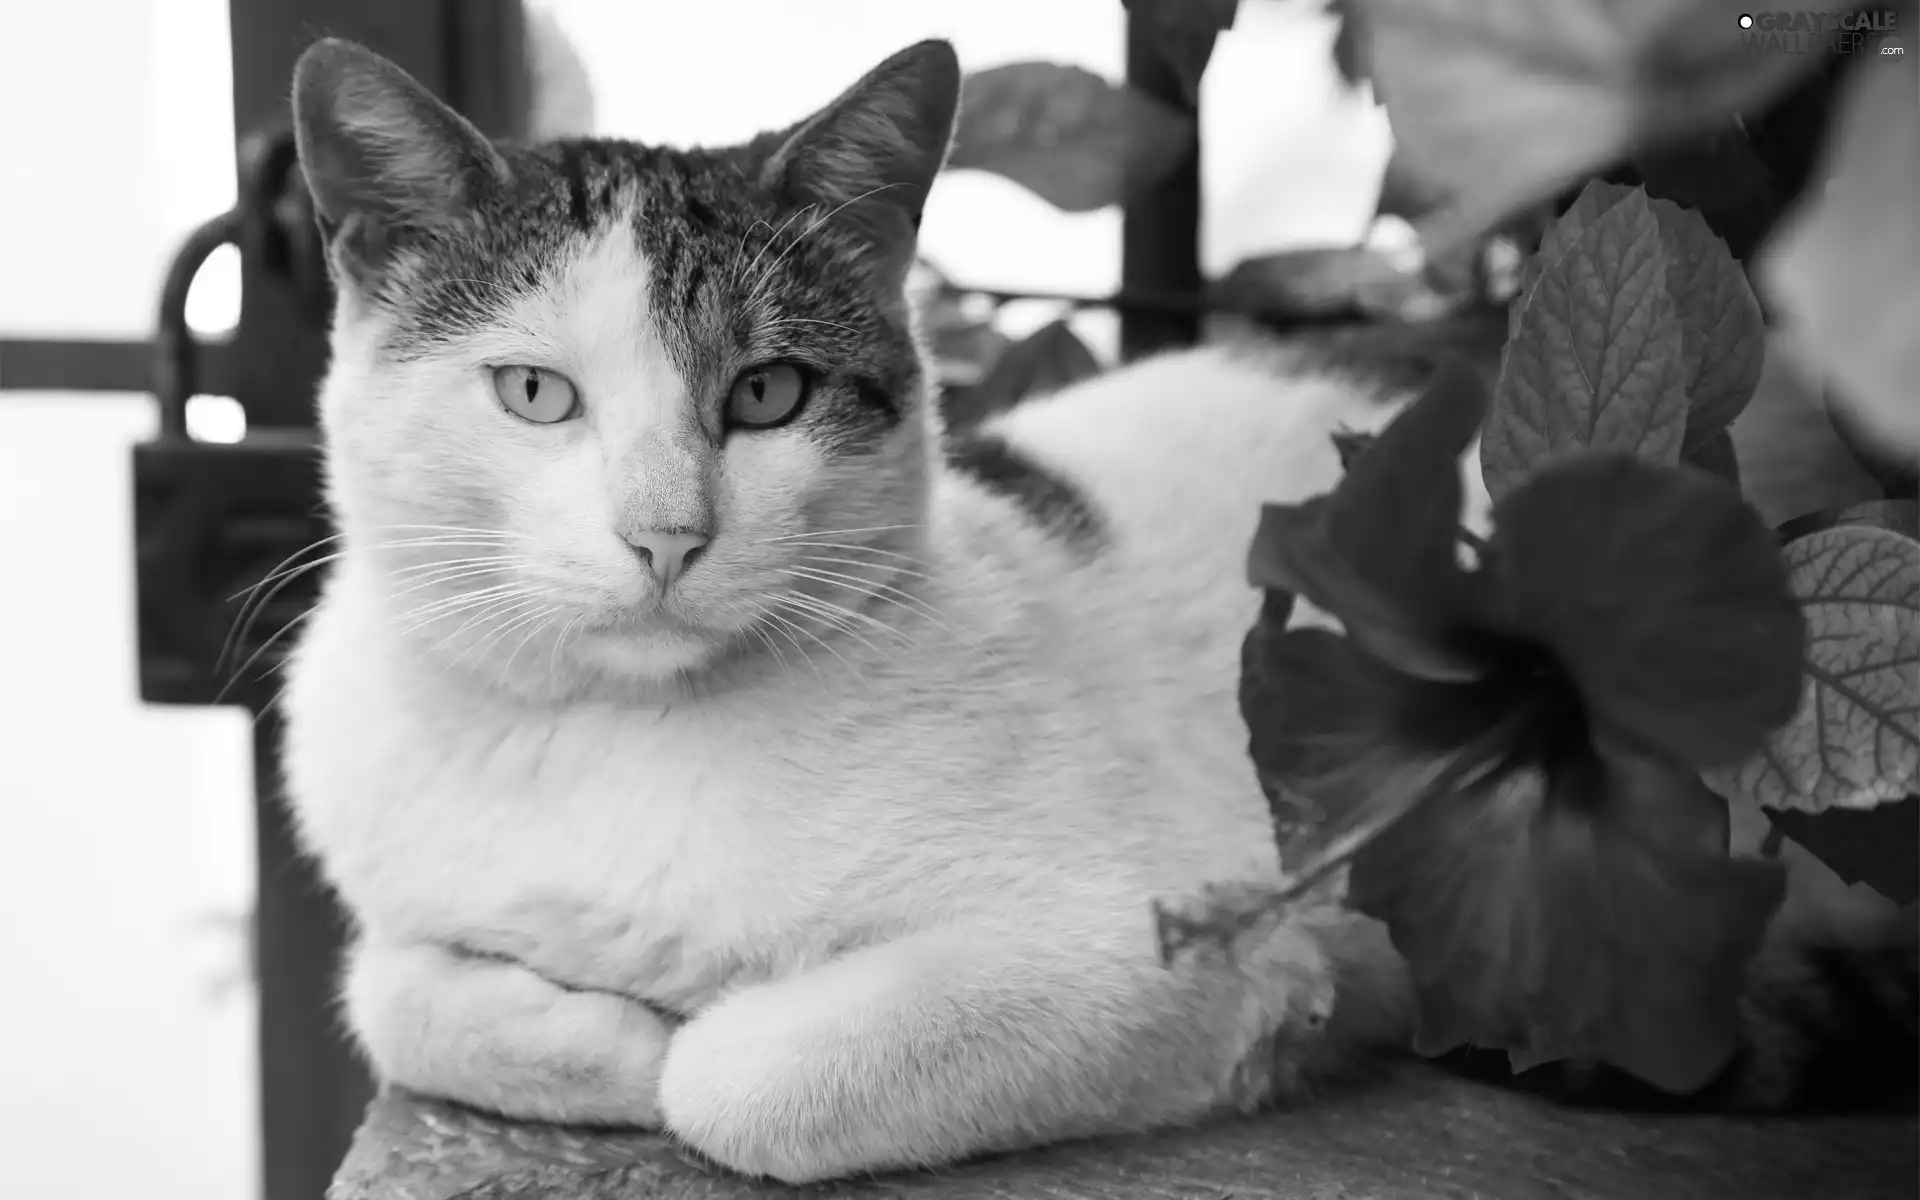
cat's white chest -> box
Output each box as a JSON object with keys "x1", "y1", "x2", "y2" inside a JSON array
[{"x1": 282, "y1": 618, "x2": 853, "y2": 1011}]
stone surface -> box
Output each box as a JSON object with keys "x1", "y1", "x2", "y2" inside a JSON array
[{"x1": 332, "y1": 1066, "x2": 1918, "y2": 1200}]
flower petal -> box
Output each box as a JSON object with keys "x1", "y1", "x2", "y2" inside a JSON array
[
  {"x1": 1246, "y1": 356, "x2": 1497, "y2": 683},
  {"x1": 1482, "y1": 453, "x2": 1805, "y2": 769},
  {"x1": 1242, "y1": 622, "x2": 1507, "y2": 890},
  {"x1": 1348, "y1": 738, "x2": 1788, "y2": 1093}
]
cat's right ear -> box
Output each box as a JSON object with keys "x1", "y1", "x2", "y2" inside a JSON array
[{"x1": 291, "y1": 38, "x2": 509, "y2": 275}]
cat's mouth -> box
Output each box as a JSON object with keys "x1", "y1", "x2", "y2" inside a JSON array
[
  {"x1": 584, "y1": 599, "x2": 706, "y2": 636},
  {"x1": 573, "y1": 587, "x2": 749, "y2": 649}
]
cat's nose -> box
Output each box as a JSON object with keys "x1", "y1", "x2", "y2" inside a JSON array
[{"x1": 625, "y1": 530, "x2": 709, "y2": 588}]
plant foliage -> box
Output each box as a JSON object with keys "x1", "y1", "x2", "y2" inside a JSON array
[
  {"x1": 946, "y1": 61, "x2": 1193, "y2": 213},
  {"x1": 1241, "y1": 354, "x2": 1802, "y2": 1089},
  {"x1": 915, "y1": 0, "x2": 1919, "y2": 1090}
]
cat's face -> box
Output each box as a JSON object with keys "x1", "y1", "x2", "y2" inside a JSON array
[{"x1": 293, "y1": 38, "x2": 960, "y2": 693}]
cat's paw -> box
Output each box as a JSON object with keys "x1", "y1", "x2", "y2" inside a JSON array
[
  {"x1": 346, "y1": 939, "x2": 675, "y2": 1127},
  {"x1": 658, "y1": 983, "x2": 910, "y2": 1183},
  {"x1": 656, "y1": 1012, "x2": 848, "y2": 1182},
  {"x1": 1174, "y1": 908, "x2": 1341, "y2": 1108}
]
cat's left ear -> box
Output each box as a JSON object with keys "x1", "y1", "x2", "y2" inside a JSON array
[
  {"x1": 759, "y1": 40, "x2": 961, "y2": 253},
  {"x1": 292, "y1": 38, "x2": 511, "y2": 280}
]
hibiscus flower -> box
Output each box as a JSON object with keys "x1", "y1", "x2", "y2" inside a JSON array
[{"x1": 1239, "y1": 356, "x2": 1804, "y2": 1092}]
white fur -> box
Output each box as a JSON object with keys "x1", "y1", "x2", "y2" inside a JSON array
[{"x1": 282, "y1": 213, "x2": 1426, "y2": 1181}]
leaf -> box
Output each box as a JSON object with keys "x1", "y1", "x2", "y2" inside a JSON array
[
  {"x1": 1507, "y1": 180, "x2": 1638, "y2": 355},
  {"x1": 1348, "y1": 739, "x2": 1788, "y2": 1092},
  {"x1": 1642, "y1": 199, "x2": 1766, "y2": 450},
  {"x1": 1826, "y1": 386, "x2": 1920, "y2": 501},
  {"x1": 1330, "y1": 428, "x2": 1378, "y2": 472},
  {"x1": 1213, "y1": 247, "x2": 1459, "y2": 324},
  {"x1": 913, "y1": 261, "x2": 1014, "y2": 386},
  {"x1": 1483, "y1": 190, "x2": 1690, "y2": 502},
  {"x1": 1123, "y1": 0, "x2": 1239, "y2": 32},
  {"x1": 1515, "y1": 183, "x2": 1765, "y2": 454},
  {"x1": 1120, "y1": 0, "x2": 1238, "y2": 107},
  {"x1": 1703, "y1": 526, "x2": 1920, "y2": 813},
  {"x1": 1628, "y1": 129, "x2": 1782, "y2": 265},
  {"x1": 1683, "y1": 426, "x2": 1740, "y2": 490},
  {"x1": 943, "y1": 319, "x2": 1100, "y2": 432},
  {"x1": 1349, "y1": 0, "x2": 1845, "y2": 256},
  {"x1": 1515, "y1": 180, "x2": 1639, "y2": 310},
  {"x1": 1760, "y1": 45, "x2": 1920, "y2": 455},
  {"x1": 1485, "y1": 453, "x2": 1807, "y2": 771},
  {"x1": 1765, "y1": 797, "x2": 1920, "y2": 907},
  {"x1": 1247, "y1": 356, "x2": 1493, "y2": 682},
  {"x1": 947, "y1": 62, "x2": 1193, "y2": 213},
  {"x1": 1775, "y1": 499, "x2": 1920, "y2": 545},
  {"x1": 1376, "y1": 150, "x2": 1452, "y2": 222},
  {"x1": 1327, "y1": 0, "x2": 1372, "y2": 86},
  {"x1": 1241, "y1": 622, "x2": 1504, "y2": 893}
]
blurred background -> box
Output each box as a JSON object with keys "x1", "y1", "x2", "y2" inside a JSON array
[
  {"x1": 0, "y1": 2, "x2": 1897, "y2": 1199},
  {"x1": 0, "y1": 3, "x2": 1390, "y2": 1197}
]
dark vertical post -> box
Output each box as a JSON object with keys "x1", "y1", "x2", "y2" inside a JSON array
[
  {"x1": 251, "y1": 713, "x2": 371, "y2": 1200},
  {"x1": 219, "y1": 5, "x2": 526, "y2": 1198},
  {"x1": 1119, "y1": 11, "x2": 1204, "y2": 360}
]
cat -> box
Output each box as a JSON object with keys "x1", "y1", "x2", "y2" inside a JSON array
[{"x1": 280, "y1": 35, "x2": 1916, "y2": 1185}]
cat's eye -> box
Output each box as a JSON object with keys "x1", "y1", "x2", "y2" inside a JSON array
[
  {"x1": 725, "y1": 362, "x2": 811, "y2": 430},
  {"x1": 492, "y1": 365, "x2": 582, "y2": 424}
]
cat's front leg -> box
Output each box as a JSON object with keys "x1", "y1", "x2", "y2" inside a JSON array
[
  {"x1": 344, "y1": 933, "x2": 674, "y2": 1126},
  {"x1": 658, "y1": 912, "x2": 1352, "y2": 1183}
]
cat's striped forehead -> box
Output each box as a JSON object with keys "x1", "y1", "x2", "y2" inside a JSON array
[{"x1": 361, "y1": 136, "x2": 922, "y2": 450}]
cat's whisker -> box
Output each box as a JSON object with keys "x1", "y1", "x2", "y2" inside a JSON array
[
  {"x1": 747, "y1": 623, "x2": 797, "y2": 686},
  {"x1": 401, "y1": 593, "x2": 544, "y2": 663},
  {"x1": 215, "y1": 603, "x2": 319, "y2": 706},
  {"x1": 367, "y1": 523, "x2": 531, "y2": 540},
  {"x1": 747, "y1": 182, "x2": 910, "y2": 306},
  {"x1": 548, "y1": 613, "x2": 588, "y2": 695},
  {"x1": 430, "y1": 276, "x2": 532, "y2": 306},
  {"x1": 460, "y1": 596, "x2": 562, "y2": 668},
  {"x1": 769, "y1": 588, "x2": 861, "y2": 638},
  {"x1": 228, "y1": 542, "x2": 507, "y2": 667},
  {"x1": 238, "y1": 553, "x2": 340, "y2": 601},
  {"x1": 235, "y1": 537, "x2": 519, "y2": 634},
  {"x1": 755, "y1": 608, "x2": 827, "y2": 687},
  {"x1": 416, "y1": 588, "x2": 544, "y2": 643},
  {"x1": 762, "y1": 523, "x2": 927, "y2": 543},
  {"x1": 735, "y1": 203, "x2": 821, "y2": 294},
  {"x1": 761, "y1": 317, "x2": 860, "y2": 338},
  {"x1": 371, "y1": 538, "x2": 528, "y2": 554},
  {"x1": 384, "y1": 559, "x2": 523, "y2": 602},
  {"x1": 767, "y1": 596, "x2": 869, "y2": 684},
  {"x1": 392, "y1": 582, "x2": 527, "y2": 631},
  {"x1": 737, "y1": 211, "x2": 807, "y2": 286},
  {"x1": 772, "y1": 540, "x2": 932, "y2": 567},
  {"x1": 499, "y1": 607, "x2": 564, "y2": 684},
  {"x1": 436, "y1": 596, "x2": 542, "y2": 666},
  {"x1": 243, "y1": 537, "x2": 521, "y2": 598},
  {"x1": 222, "y1": 529, "x2": 389, "y2": 667},
  {"x1": 226, "y1": 532, "x2": 525, "y2": 664},
  {"x1": 250, "y1": 691, "x2": 285, "y2": 730},
  {"x1": 420, "y1": 592, "x2": 542, "y2": 659},
  {"x1": 222, "y1": 559, "x2": 329, "y2": 675},
  {"x1": 228, "y1": 534, "x2": 345, "y2": 603},
  {"x1": 791, "y1": 552, "x2": 935, "y2": 583},
  {"x1": 730, "y1": 217, "x2": 782, "y2": 289},
  {"x1": 771, "y1": 589, "x2": 907, "y2": 663},
  {"x1": 779, "y1": 564, "x2": 958, "y2": 639}
]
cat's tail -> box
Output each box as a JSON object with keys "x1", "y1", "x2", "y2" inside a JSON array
[
  {"x1": 1709, "y1": 912, "x2": 1919, "y2": 1111},
  {"x1": 1300, "y1": 904, "x2": 1920, "y2": 1112}
]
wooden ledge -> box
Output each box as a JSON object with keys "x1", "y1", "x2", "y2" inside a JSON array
[{"x1": 331, "y1": 1066, "x2": 1918, "y2": 1200}]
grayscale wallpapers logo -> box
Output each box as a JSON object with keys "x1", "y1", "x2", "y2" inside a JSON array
[{"x1": 1737, "y1": 10, "x2": 1906, "y2": 55}]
